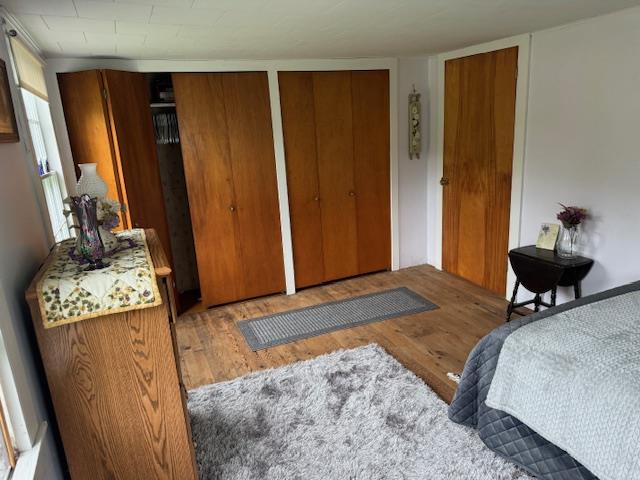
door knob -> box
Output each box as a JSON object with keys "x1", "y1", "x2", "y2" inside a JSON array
[
  {"x1": 313, "y1": 196, "x2": 320, "y2": 201},
  {"x1": 348, "y1": 191, "x2": 355, "y2": 197},
  {"x1": 229, "y1": 205, "x2": 236, "y2": 212},
  {"x1": 440, "y1": 177, "x2": 450, "y2": 186}
]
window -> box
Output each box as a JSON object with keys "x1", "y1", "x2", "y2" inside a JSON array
[
  {"x1": 9, "y1": 35, "x2": 71, "y2": 243},
  {"x1": 22, "y1": 91, "x2": 48, "y2": 175},
  {"x1": 0, "y1": 391, "x2": 16, "y2": 479},
  {"x1": 21, "y1": 90, "x2": 71, "y2": 242}
]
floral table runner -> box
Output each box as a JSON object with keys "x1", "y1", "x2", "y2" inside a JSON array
[{"x1": 37, "y1": 229, "x2": 162, "y2": 329}]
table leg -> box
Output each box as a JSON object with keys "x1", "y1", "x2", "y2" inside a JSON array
[
  {"x1": 533, "y1": 294, "x2": 541, "y2": 312},
  {"x1": 574, "y1": 282, "x2": 582, "y2": 299},
  {"x1": 551, "y1": 287, "x2": 557, "y2": 307},
  {"x1": 506, "y1": 279, "x2": 520, "y2": 321}
]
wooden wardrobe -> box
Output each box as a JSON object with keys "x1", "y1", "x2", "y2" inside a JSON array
[
  {"x1": 58, "y1": 69, "x2": 174, "y2": 272},
  {"x1": 172, "y1": 72, "x2": 285, "y2": 307},
  {"x1": 279, "y1": 70, "x2": 390, "y2": 288}
]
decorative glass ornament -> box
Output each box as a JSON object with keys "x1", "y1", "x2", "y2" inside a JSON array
[
  {"x1": 76, "y1": 163, "x2": 108, "y2": 198},
  {"x1": 71, "y1": 194, "x2": 108, "y2": 270}
]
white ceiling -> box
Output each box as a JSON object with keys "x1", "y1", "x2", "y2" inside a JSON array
[{"x1": 4, "y1": 0, "x2": 640, "y2": 60}]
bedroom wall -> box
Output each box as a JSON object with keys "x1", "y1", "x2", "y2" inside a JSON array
[
  {"x1": 0, "y1": 30, "x2": 63, "y2": 477},
  {"x1": 519, "y1": 7, "x2": 640, "y2": 302},
  {"x1": 397, "y1": 57, "x2": 429, "y2": 268}
]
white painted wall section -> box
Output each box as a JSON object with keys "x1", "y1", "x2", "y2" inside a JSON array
[
  {"x1": 519, "y1": 7, "x2": 640, "y2": 302},
  {"x1": 397, "y1": 57, "x2": 429, "y2": 268}
]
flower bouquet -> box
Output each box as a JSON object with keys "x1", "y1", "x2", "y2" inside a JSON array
[{"x1": 96, "y1": 198, "x2": 126, "y2": 253}]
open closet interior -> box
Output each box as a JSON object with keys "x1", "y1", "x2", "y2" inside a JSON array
[
  {"x1": 57, "y1": 68, "x2": 391, "y2": 310},
  {"x1": 147, "y1": 73, "x2": 200, "y2": 305}
]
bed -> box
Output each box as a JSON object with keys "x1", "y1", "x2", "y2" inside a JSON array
[{"x1": 448, "y1": 281, "x2": 640, "y2": 480}]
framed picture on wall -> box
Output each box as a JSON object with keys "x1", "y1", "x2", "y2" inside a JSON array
[
  {"x1": 536, "y1": 223, "x2": 560, "y2": 250},
  {"x1": 0, "y1": 59, "x2": 19, "y2": 143}
]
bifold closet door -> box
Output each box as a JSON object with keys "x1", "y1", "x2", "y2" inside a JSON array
[
  {"x1": 59, "y1": 70, "x2": 173, "y2": 263},
  {"x1": 58, "y1": 70, "x2": 128, "y2": 227},
  {"x1": 351, "y1": 70, "x2": 391, "y2": 274},
  {"x1": 279, "y1": 70, "x2": 390, "y2": 288},
  {"x1": 313, "y1": 72, "x2": 359, "y2": 281},
  {"x1": 173, "y1": 72, "x2": 285, "y2": 306},
  {"x1": 101, "y1": 70, "x2": 173, "y2": 269},
  {"x1": 278, "y1": 73, "x2": 325, "y2": 288}
]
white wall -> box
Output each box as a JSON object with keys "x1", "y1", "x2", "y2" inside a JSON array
[
  {"x1": 44, "y1": 7, "x2": 640, "y2": 306},
  {"x1": 0, "y1": 28, "x2": 63, "y2": 479},
  {"x1": 397, "y1": 57, "x2": 430, "y2": 268},
  {"x1": 520, "y1": 7, "x2": 640, "y2": 302},
  {"x1": 423, "y1": 7, "x2": 640, "y2": 304}
]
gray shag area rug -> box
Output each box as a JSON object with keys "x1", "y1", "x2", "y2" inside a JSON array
[{"x1": 188, "y1": 344, "x2": 533, "y2": 480}]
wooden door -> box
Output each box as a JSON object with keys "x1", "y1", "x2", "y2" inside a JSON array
[
  {"x1": 222, "y1": 73, "x2": 285, "y2": 299},
  {"x1": 278, "y1": 72, "x2": 325, "y2": 288},
  {"x1": 352, "y1": 70, "x2": 391, "y2": 273},
  {"x1": 280, "y1": 70, "x2": 390, "y2": 288},
  {"x1": 312, "y1": 71, "x2": 359, "y2": 282},
  {"x1": 58, "y1": 70, "x2": 129, "y2": 228},
  {"x1": 173, "y1": 72, "x2": 284, "y2": 306},
  {"x1": 442, "y1": 47, "x2": 518, "y2": 294},
  {"x1": 102, "y1": 70, "x2": 173, "y2": 269}
]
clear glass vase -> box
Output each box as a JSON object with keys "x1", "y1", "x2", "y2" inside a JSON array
[{"x1": 557, "y1": 225, "x2": 580, "y2": 258}]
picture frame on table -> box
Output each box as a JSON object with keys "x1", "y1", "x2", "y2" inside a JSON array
[{"x1": 536, "y1": 223, "x2": 560, "y2": 250}]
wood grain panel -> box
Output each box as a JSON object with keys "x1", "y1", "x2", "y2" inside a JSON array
[
  {"x1": 57, "y1": 70, "x2": 129, "y2": 228},
  {"x1": 312, "y1": 71, "x2": 358, "y2": 281},
  {"x1": 442, "y1": 47, "x2": 518, "y2": 294},
  {"x1": 222, "y1": 72, "x2": 285, "y2": 298},
  {"x1": 26, "y1": 231, "x2": 197, "y2": 480},
  {"x1": 102, "y1": 70, "x2": 174, "y2": 272},
  {"x1": 278, "y1": 72, "x2": 325, "y2": 288},
  {"x1": 351, "y1": 70, "x2": 391, "y2": 274},
  {"x1": 172, "y1": 73, "x2": 244, "y2": 306}
]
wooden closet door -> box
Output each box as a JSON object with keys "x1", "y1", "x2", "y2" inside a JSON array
[
  {"x1": 173, "y1": 73, "x2": 245, "y2": 306},
  {"x1": 101, "y1": 70, "x2": 173, "y2": 269},
  {"x1": 442, "y1": 47, "x2": 517, "y2": 295},
  {"x1": 352, "y1": 70, "x2": 391, "y2": 273},
  {"x1": 58, "y1": 70, "x2": 128, "y2": 228},
  {"x1": 222, "y1": 73, "x2": 285, "y2": 299},
  {"x1": 173, "y1": 72, "x2": 284, "y2": 306},
  {"x1": 278, "y1": 72, "x2": 325, "y2": 288},
  {"x1": 312, "y1": 71, "x2": 358, "y2": 281}
]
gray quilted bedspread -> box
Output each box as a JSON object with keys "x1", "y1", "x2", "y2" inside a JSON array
[
  {"x1": 487, "y1": 289, "x2": 640, "y2": 480},
  {"x1": 449, "y1": 281, "x2": 640, "y2": 480}
]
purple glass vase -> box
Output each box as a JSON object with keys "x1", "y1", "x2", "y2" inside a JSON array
[{"x1": 71, "y1": 194, "x2": 108, "y2": 270}]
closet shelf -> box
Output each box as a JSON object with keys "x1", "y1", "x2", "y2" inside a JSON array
[{"x1": 150, "y1": 102, "x2": 176, "y2": 108}]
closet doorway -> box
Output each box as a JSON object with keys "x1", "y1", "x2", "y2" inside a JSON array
[{"x1": 441, "y1": 46, "x2": 518, "y2": 295}]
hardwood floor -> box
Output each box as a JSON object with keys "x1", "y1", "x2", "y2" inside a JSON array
[{"x1": 175, "y1": 264, "x2": 513, "y2": 403}]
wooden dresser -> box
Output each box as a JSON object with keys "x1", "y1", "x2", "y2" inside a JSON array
[{"x1": 26, "y1": 230, "x2": 198, "y2": 479}]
